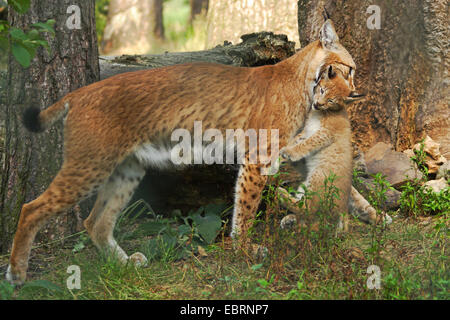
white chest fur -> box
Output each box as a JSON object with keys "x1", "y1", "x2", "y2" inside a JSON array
[
  {"x1": 301, "y1": 110, "x2": 324, "y2": 176},
  {"x1": 302, "y1": 110, "x2": 322, "y2": 140}
]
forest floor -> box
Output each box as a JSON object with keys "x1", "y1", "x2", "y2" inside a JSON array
[{"x1": 0, "y1": 206, "x2": 448, "y2": 300}]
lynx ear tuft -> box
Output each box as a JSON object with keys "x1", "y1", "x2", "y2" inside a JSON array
[{"x1": 319, "y1": 20, "x2": 339, "y2": 50}]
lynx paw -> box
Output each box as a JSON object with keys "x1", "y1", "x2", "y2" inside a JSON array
[
  {"x1": 280, "y1": 214, "x2": 297, "y2": 230},
  {"x1": 129, "y1": 252, "x2": 148, "y2": 267},
  {"x1": 5, "y1": 265, "x2": 25, "y2": 286},
  {"x1": 382, "y1": 213, "x2": 393, "y2": 225},
  {"x1": 280, "y1": 147, "x2": 299, "y2": 162}
]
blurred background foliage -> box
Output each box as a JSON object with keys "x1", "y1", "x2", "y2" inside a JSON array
[{"x1": 96, "y1": 0, "x2": 208, "y2": 55}]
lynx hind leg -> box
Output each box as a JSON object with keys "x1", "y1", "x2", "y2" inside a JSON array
[
  {"x1": 231, "y1": 164, "x2": 268, "y2": 245},
  {"x1": 7, "y1": 162, "x2": 110, "y2": 284},
  {"x1": 84, "y1": 157, "x2": 147, "y2": 265},
  {"x1": 349, "y1": 187, "x2": 392, "y2": 225}
]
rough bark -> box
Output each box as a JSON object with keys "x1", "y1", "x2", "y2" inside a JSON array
[
  {"x1": 206, "y1": 0, "x2": 299, "y2": 48},
  {"x1": 298, "y1": 0, "x2": 449, "y2": 158},
  {"x1": 101, "y1": 0, "x2": 164, "y2": 55},
  {"x1": 100, "y1": 31, "x2": 296, "y2": 80},
  {"x1": 0, "y1": 0, "x2": 99, "y2": 253}
]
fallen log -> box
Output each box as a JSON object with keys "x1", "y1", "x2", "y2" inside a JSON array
[{"x1": 99, "y1": 32, "x2": 296, "y2": 80}]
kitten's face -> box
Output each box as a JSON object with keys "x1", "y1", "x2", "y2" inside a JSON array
[{"x1": 312, "y1": 64, "x2": 364, "y2": 112}]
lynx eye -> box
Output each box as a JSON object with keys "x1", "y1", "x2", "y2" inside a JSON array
[{"x1": 320, "y1": 87, "x2": 325, "y2": 95}]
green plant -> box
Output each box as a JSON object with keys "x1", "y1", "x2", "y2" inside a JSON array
[
  {"x1": 138, "y1": 203, "x2": 228, "y2": 262},
  {"x1": 0, "y1": 279, "x2": 62, "y2": 300},
  {"x1": 0, "y1": 0, "x2": 55, "y2": 67},
  {"x1": 0, "y1": 280, "x2": 14, "y2": 300},
  {"x1": 400, "y1": 181, "x2": 449, "y2": 217},
  {"x1": 411, "y1": 139, "x2": 429, "y2": 177},
  {"x1": 364, "y1": 173, "x2": 393, "y2": 261},
  {"x1": 95, "y1": 0, "x2": 109, "y2": 45}
]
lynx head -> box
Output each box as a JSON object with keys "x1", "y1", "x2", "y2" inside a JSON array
[
  {"x1": 306, "y1": 19, "x2": 361, "y2": 101},
  {"x1": 312, "y1": 64, "x2": 364, "y2": 112}
]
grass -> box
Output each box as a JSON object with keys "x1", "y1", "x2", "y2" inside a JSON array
[
  {"x1": 0, "y1": 212, "x2": 447, "y2": 300},
  {"x1": 0, "y1": 168, "x2": 448, "y2": 300}
]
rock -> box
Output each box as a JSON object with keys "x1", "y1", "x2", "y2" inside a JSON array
[
  {"x1": 437, "y1": 162, "x2": 450, "y2": 180},
  {"x1": 365, "y1": 142, "x2": 393, "y2": 162},
  {"x1": 353, "y1": 145, "x2": 368, "y2": 176},
  {"x1": 413, "y1": 136, "x2": 447, "y2": 174},
  {"x1": 365, "y1": 142, "x2": 423, "y2": 188},
  {"x1": 356, "y1": 177, "x2": 402, "y2": 211},
  {"x1": 424, "y1": 178, "x2": 448, "y2": 193},
  {"x1": 426, "y1": 155, "x2": 447, "y2": 175},
  {"x1": 403, "y1": 149, "x2": 415, "y2": 159},
  {"x1": 414, "y1": 136, "x2": 440, "y2": 160}
]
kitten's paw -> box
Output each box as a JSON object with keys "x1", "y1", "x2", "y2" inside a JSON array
[
  {"x1": 383, "y1": 213, "x2": 393, "y2": 225},
  {"x1": 375, "y1": 212, "x2": 393, "y2": 226},
  {"x1": 280, "y1": 147, "x2": 298, "y2": 162},
  {"x1": 129, "y1": 252, "x2": 148, "y2": 267},
  {"x1": 280, "y1": 214, "x2": 297, "y2": 230}
]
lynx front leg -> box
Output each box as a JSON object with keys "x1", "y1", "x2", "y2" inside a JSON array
[
  {"x1": 280, "y1": 129, "x2": 333, "y2": 162},
  {"x1": 231, "y1": 164, "x2": 268, "y2": 245}
]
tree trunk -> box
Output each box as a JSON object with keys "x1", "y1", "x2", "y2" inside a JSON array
[
  {"x1": 190, "y1": 0, "x2": 209, "y2": 24},
  {"x1": 153, "y1": 0, "x2": 165, "y2": 40},
  {"x1": 101, "y1": 0, "x2": 164, "y2": 55},
  {"x1": 0, "y1": 0, "x2": 99, "y2": 253},
  {"x1": 298, "y1": 0, "x2": 449, "y2": 158},
  {"x1": 206, "y1": 0, "x2": 299, "y2": 48}
]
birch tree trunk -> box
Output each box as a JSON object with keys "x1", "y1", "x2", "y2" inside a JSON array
[
  {"x1": 206, "y1": 0, "x2": 299, "y2": 48},
  {"x1": 0, "y1": 0, "x2": 99, "y2": 253},
  {"x1": 298, "y1": 0, "x2": 449, "y2": 158}
]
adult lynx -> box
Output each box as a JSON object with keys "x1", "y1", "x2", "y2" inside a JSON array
[{"x1": 7, "y1": 20, "x2": 360, "y2": 284}]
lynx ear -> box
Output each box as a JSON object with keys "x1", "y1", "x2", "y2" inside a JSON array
[{"x1": 319, "y1": 20, "x2": 339, "y2": 49}]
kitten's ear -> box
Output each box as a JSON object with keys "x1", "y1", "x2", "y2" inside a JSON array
[{"x1": 319, "y1": 20, "x2": 339, "y2": 49}]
